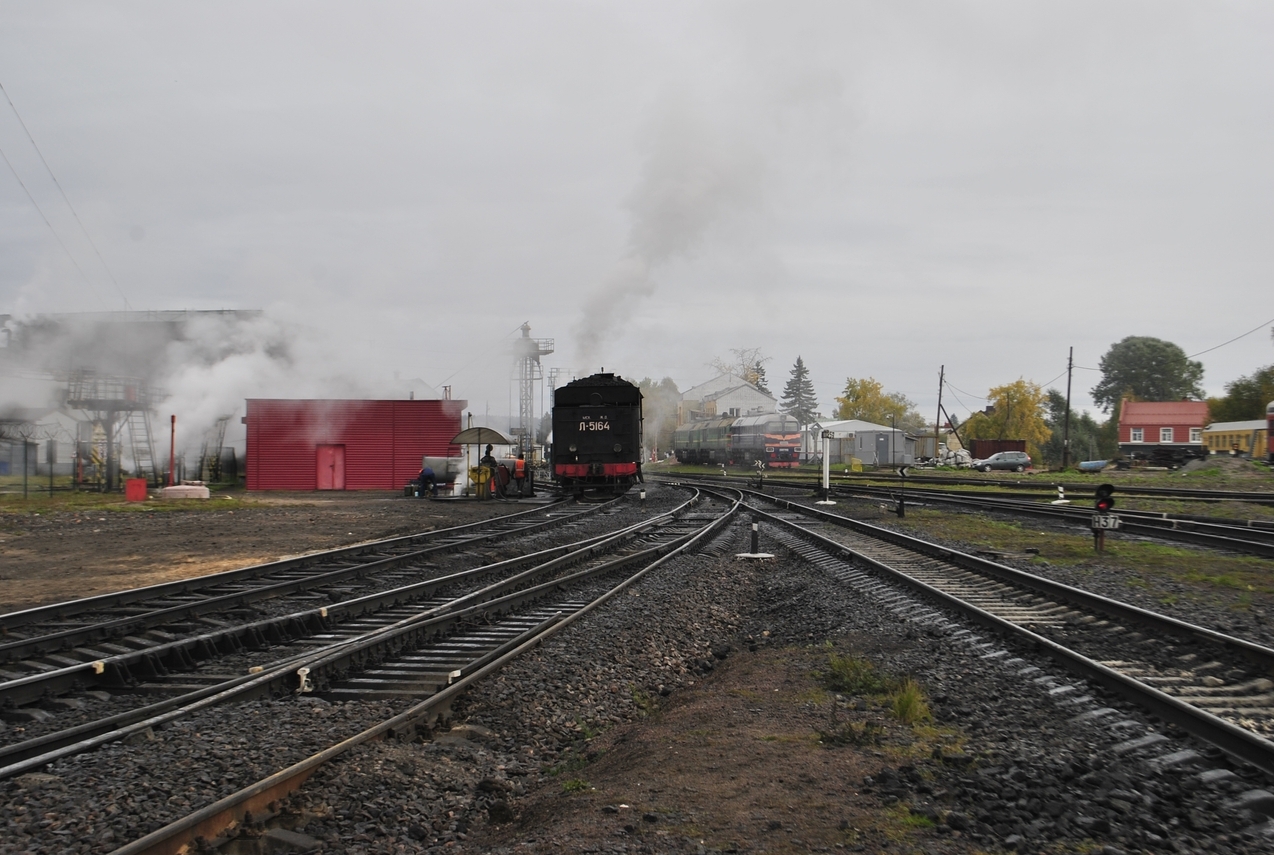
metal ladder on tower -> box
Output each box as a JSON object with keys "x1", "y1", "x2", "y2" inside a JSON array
[
  {"x1": 125, "y1": 409, "x2": 159, "y2": 485},
  {"x1": 199, "y1": 416, "x2": 230, "y2": 482}
]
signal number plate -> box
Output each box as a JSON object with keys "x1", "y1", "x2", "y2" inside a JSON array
[{"x1": 1091, "y1": 514, "x2": 1121, "y2": 530}]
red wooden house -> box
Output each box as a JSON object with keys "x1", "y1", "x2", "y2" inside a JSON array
[
  {"x1": 1117, "y1": 399, "x2": 1209, "y2": 466},
  {"x1": 245, "y1": 399, "x2": 464, "y2": 491}
]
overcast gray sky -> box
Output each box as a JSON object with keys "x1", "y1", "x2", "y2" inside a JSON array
[{"x1": 2, "y1": 1, "x2": 1271, "y2": 426}]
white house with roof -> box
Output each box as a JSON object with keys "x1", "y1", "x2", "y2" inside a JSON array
[{"x1": 678, "y1": 373, "x2": 776, "y2": 424}]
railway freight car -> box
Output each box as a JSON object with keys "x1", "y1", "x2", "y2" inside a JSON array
[
  {"x1": 671, "y1": 412, "x2": 802, "y2": 469},
  {"x1": 551, "y1": 372, "x2": 643, "y2": 493}
]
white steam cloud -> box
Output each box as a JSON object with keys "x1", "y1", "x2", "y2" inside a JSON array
[{"x1": 573, "y1": 92, "x2": 766, "y2": 369}]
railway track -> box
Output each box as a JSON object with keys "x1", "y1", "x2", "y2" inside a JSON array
[
  {"x1": 0, "y1": 497, "x2": 608, "y2": 709},
  {"x1": 666, "y1": 467, "x2": 1274, "y2": 506},
  {"x1": 837, "y1": 471, "x2": 1274, "y2": 506},
  {"x1": 716, "y1": 486, "x2": 1274, "y2": 777},
  {"x1": 1, "y1": 486, "x2": 740, "y2": 855},
  {"x1": 660, "y1": 470, "x2": 1274, "y2": 557},
  {"x1": 830, "y1": 483, "x2": 1274, "y2": 558}
]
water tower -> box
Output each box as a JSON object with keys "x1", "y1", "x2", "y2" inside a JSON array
[{"x1": 513, "y1": 323, "x2": 554, "y2": 459}]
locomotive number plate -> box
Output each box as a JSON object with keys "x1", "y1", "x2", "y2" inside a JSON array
[{"x1": 580, "y1": 420, "x2": 611, "y2": 431}]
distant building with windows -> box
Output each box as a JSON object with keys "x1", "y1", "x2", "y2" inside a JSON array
[
  {"x1": 1117, "y1": 399, "x2": 1209, "y2": 466},
  {"x1": 677, "y1": 373, "x2": 776, "y2": 425}
]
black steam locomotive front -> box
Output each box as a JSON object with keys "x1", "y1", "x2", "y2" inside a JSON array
[{"x1": 551, "y1": 373, "x2": 643, "y2": 492}]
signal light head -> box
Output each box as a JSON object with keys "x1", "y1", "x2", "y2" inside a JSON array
[{"x1": 1095, "y1": 483, "x2": 1116, "y2": 512}]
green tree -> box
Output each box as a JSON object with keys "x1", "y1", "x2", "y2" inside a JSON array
[
  {"x1": 834, "y1": 377, "x2": 925, "y2": 430},
  {"x1": 779, "y1": 356, "x2": 819, "y2": 427},
  {"x1": 1039, "y1": 389, "x2": 1114, "y2": 468},
  {"x1": 1091, "y1": 336, "x2": 1204, "y2": 413},
  {"x1": 961, "y1": 379, "x2": 1052, "y2": 461},
  {"x1": 637, "y1": 376, "x2": 681, "y2": 456},
  {"x1": 1207, "y1": 365, "x2": 1274, "y2": 422}
]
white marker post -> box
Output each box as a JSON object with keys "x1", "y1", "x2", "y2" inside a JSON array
[
  {"x1": 816, "y1": 429, "x2": 836, "y2": 505},
  {"x1": 736, "y1": 517, "x2": 775, "y2": 560}
]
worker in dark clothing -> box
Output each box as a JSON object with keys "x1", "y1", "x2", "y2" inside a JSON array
[
  {"x1": 416, "y1": 465, "x2": 437, "y2": 498},
  {"x1": 479, "y1": 444, "x2": 502, "y2": 498},
  {"x1": 513, "y1": 452, "x2": 527, "y2": 496}
]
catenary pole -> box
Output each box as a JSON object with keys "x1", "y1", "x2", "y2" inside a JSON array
[
  {"x1": 935, "y1": 365, "x2": 944, "y2": 463},
  {"x1": 1062, "y1": 347, "x2": 1073, "y2": 470}
]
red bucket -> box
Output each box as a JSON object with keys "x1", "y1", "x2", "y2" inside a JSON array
[{"x1": 125, "y1": 478, "x2": 148, "y2": 502}]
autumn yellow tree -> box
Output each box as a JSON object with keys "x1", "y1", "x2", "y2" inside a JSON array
[
  {"x1": 834, "y1": 377, "x2": 926, "y2": 430},
  {"x1": 960, "y1": 379, "x2": 1052, "y2": 461}
]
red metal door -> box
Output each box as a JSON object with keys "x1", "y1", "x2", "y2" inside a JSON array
[{"x1": 316, "y1": 445, "x2": 345, "y2": 490}]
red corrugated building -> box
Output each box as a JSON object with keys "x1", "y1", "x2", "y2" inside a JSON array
[{"x1": 245, "y1": 399, "x2": 465, "y2": 491}]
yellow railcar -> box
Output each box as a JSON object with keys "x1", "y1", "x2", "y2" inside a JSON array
[{"x1": 1202, "y1": 420, "x2": 1268, "y2": 458}]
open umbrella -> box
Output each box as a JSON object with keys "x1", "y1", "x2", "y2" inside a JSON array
[{"x1": 449, "y1": 427, "x2": 514, "y2": 446}]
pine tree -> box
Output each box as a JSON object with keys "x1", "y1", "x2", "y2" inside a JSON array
[
  {"x1": 780, "y1": 356, "x2": 818, "y2": 426},
  {"x1": 753, "y1": 361, "x2": 770, "y2": 395}
]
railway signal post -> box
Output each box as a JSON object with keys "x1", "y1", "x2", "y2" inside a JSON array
[
  {"x1": 895, "y1": 465, "x2": 909, "y2": 517},
  {"x1": 1091, "y1": 483, "x2": 1119, "y2": 552},
  {"x1": 816, "y1": 430, "x2": 836, "y2": 505}
]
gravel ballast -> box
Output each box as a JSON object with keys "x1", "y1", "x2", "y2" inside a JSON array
[{"x1": 4, "y1": 486, "x2": 1273, "y2": 853}]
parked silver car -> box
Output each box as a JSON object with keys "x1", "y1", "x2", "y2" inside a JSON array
[{"x1": 974, "y1": 451, "x2": 1031, "y2": 473}]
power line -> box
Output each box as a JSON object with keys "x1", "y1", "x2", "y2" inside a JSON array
[
  {"x1": 943, "y1": 380, "x2": 985, "y2": 400},
  {"x1": 0, "y1": 80, "x2": 130, "y2": 309},
  {"x1": 0, "y1": 141, "x2": 103, "y2": 304},
  {"x1": 1040, "y1": 368, "x2": 1068, "y2": 388},
  {"x1": 1188, "y1": 316, "x2": 1274, "y2": 359}
]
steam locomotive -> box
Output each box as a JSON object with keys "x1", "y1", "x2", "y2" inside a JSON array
[
  {"x1": 551, "y1": 372, "x2": 643, "y2": 493},
  {"x1": 671, "y1": 412, "x2": 802, "y2": 468}
]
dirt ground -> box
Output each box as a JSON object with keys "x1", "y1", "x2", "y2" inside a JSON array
[
  {"x1": 465, "y1": 642, "x2": 974, "y2": 855},
  {"x1": 0, "y1": 491, "x2": 518, "y2": 613}
]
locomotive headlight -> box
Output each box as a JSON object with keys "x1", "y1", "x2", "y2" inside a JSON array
[
  {"x1": 568, "y1": 444, "x2": 577, "y2": 452},
  {"x1": 613, "y1": 443, "x2": 622, "y2": 453}
]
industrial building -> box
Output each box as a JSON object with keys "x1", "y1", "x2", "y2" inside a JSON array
[
  {"x1": 803, "y1": 419, "x2": 915, "y2": 467},
  {"x1": 244, "y1": 398, "x2": 465, "y2": 491},
  {"x1": 0, "y1": 310, "x2": 260, "y2": 489}
]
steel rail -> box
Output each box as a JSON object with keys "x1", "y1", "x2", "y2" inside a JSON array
[
  {"x1": 739, "y1": 499, "x2": 1274, "y2": 777},
  {"x1": 666, "y1": 468, "x2": 1274, "y2": 505},
  {"x1": 102, "y1": 488, "x2": 740, "y2": 855},
  {"x1": 0, "y1": 501, "x2": 603, "y2": 664},
  {"x1": 0, "y1": 496, "x2": 577, "y2": 633},
  {"x1": 0, "y1": 502, "x2": 674, "y2": 708},
  {"x1": 829, "y1": 483, "x2": 1274, "y2": 558},
  {"x1": 0, "y1": 488, "x2": 719, "y2": 775},
  {"x1": 831, "y1": 471, "x2": 1274, "y2": 504},
  {"x1": 837, "y1": 483, "x2": 1274, "y2": 531},
  {"x1": 731, "y1": 488, "x2": 1274, "y2": 672}
]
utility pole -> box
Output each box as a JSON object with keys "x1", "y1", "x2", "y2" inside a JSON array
[
  {"x1": 934, "y1": 365, "x2": 944, "y2": 464},
  {"x1": 1062, "y1": 347, "x2": 1073, "y2": 471}
]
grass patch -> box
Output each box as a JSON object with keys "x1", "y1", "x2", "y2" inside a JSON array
[
  {"x1": 630, "y1": 687, "x2": 658, "y2": 716},
  {"x1": 818, "y1": 718, "x2": 886, "y2": 746},
  {"x1": 892, "y1": 508, "x2": 1274, "y2": 598},
  {"x1": 561, "y1": 779, "x2": 591, "y2": 793},
  {"x1": 820, "y1": 651, "x2": 891, "y2": 695},
  {"x1": 0, "y1": 484, "x2": 250, "y2": 515},
  {"x1": 889, "y1": 679, "x2": 931, "y2": 725}
]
